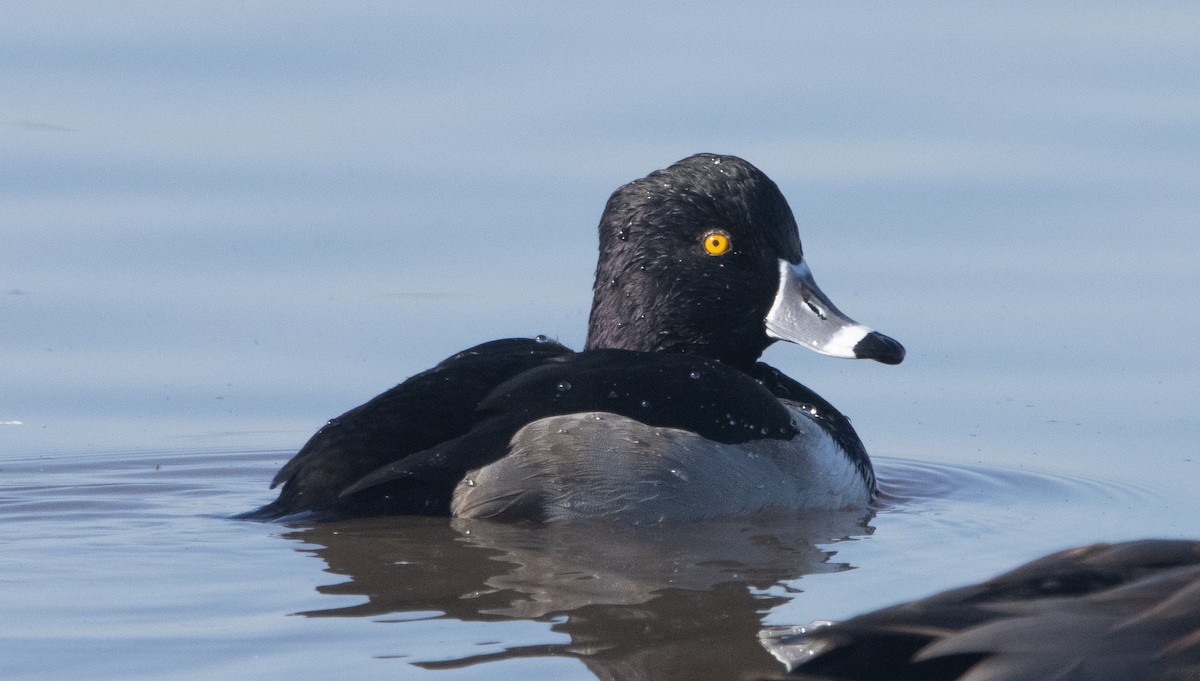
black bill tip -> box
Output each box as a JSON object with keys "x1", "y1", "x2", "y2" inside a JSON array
[{"x1": 853, "y1": 331, "x2": 905, "y2": 365}]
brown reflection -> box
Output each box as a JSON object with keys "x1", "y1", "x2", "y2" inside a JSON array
[{"x1": 282, "y1": 512, "x2": 872, "y2": 680}]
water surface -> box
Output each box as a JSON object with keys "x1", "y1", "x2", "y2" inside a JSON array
[{"x1": 3, "y1": 3, "x2": 1198, "y2": 680}]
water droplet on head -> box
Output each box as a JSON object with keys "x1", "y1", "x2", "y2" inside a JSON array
[
  {"x1": 464, "y1": 478, "x2": 476, "y2": 487},
  {"x1": 556, "y1": 381, "x2": 572, "y2": 393},
  {"x1": 688, "y1": 370, "x2": 701, "y2": 380},
  {"x1": 534, "y1": 334, "x2": 550, "y2": 343},
  {"x1": 640, "y1": 399, "x2": 651, "y2": 409},
  {"x1": 616, "y1": 227, "x2": 629, "y2": 241}
]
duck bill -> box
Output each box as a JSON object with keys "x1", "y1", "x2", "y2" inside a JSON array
[{"x1": 765, "y1": 259, "x2": 905, "y2": 365}]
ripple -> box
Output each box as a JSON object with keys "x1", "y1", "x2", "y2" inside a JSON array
[
  {"x1": 872, "y1": 455, "x2": 1151, "y2": 510},
  {"x1": 0, "y1": 447, "x2": 288, "y2": 524}
]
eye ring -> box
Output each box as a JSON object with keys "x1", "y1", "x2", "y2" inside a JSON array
[{"x1": 702, "y1": 230, "x2": 732, "y2": 256}]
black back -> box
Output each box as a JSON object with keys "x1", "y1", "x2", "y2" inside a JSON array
[{"x1": 237, "y1": 337, "x2": 572, "y2": 519}]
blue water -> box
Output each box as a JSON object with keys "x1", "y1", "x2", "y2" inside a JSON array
[{"x1": 3, "y1": 3, "x2": 1198, "y2": 679}]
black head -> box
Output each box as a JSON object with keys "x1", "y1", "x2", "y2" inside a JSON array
[
  {"x1": 585, "y1": 153, "x2": 903, "y2": 370},
  {"x1": 585, "y1": 154, "x2": 804, "y2": 369}
]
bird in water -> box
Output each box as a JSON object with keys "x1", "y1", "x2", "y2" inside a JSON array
[
  {"x1": 760, "y1": 539, "x2": 1200, "y2": 681},
  {"x1": 241, "y1": 153, "x2": 903, "y2": 522}
]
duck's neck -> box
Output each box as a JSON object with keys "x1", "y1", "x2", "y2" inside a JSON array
[{"x1": 583, "y1": 276, "x2": 769, "y2": 371}]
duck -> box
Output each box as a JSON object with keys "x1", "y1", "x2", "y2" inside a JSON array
[
  {"x1": 760, "y1": 539, "x2": 1200, "y2": 681},
  {"x1": 241, "y1": 153, "x2": 904, "y2": 522}
]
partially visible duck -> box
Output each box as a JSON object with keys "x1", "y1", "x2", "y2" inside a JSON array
[
  {"x1": 242, "y1": 153, "x2": 904, "y2": 522},
  {"x1": 761, "y1": 539, "x2": 1200, "y2": 681}
]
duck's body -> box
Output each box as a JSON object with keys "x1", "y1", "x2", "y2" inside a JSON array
[
  {"x1": 243, "y1": 154, "x2": 903, "y2": 522},
  {"x1": 761, "y1": 539, "x2": 1200, "y2": 681}
]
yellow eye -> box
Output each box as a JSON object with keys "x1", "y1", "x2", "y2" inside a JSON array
[{"x1": 702, "y1": 230, "x2": 731, "y2": 256}]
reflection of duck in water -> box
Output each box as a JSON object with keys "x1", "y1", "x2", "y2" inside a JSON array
[
  {"x1": 243, "y1": 154, "x2": 903, "y2": 522},
  {"x1": 286, "y1": 513, "x2": 871, "y2": 680},
  {"x1": 761, "y1": 539, "x2": 1200, "y2": 681}
]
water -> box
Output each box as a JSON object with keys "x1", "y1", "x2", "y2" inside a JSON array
[
  {"x1": 3, "y1": 3, "x2": 1198, "y2": 680},
  {"x1": 0, "y1": 451, "x2": 1171, "y2": 679}
]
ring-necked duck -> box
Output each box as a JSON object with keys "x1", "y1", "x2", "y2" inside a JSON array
[
  {"x1": 242, "y1": 153, "x2": 904, "y2": 522},
  {"x1": 761, "y1": 539, "x2": 1200, "y2": 681}
]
